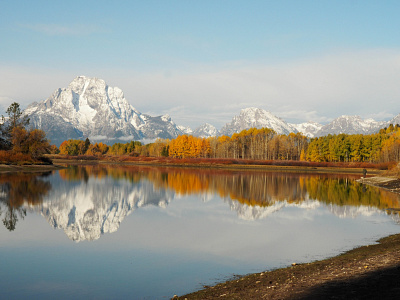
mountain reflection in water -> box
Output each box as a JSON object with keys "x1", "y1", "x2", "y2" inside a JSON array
[{"x1": 1, "y1": 165, "x2": 400, "y2": 241}]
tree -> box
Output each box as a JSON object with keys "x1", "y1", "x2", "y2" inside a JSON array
[
  {"x1": 84, "y1": 138, "x2": 91, "y2": 153},
  {"x1": 26, "y1": 129, "x2": 51, "y2": 158},
  {"x1": 10, "y1": 127, "x2": 50, "y2": 157},
  {"x1": 1, "y1": 102, "x2": 30, "y2": 150},
  {"x1": 6, "y1": 102, "x2": 29, "y2": 130},
  {"x1": 10, "y1": 127, "x2": 29, "y2": 154}
]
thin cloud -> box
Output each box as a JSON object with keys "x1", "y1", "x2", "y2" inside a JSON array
[{"x1": 2, "y1": 49, "x2": 400, "y2": 129}]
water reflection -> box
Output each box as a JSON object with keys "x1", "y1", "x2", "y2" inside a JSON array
[
  {"x1": 4, "y1": 165, "x2": 400, "y2": 241},
  {"x1": 0, "y1": 173, "x2": 51, "y2": 231}
]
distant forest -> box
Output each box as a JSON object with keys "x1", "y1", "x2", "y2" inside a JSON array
[{"x1": 56, "y1": 124, "x2": 400, "y2": 164}]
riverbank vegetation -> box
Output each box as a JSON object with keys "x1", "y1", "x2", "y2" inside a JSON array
[
  {"x1": 2, "y1": 102, "x2": 400, "y2": 168},
  {"x1": 0, "y1": 102, "x2": 51, "y2": 165},
  {"x1": 51, "y1": 124, "x2": 400, "y2": 170}
]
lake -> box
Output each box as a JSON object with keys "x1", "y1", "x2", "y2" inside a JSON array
[{"x1": 1, "y1": 165, "x2": 400, "y2": 299}]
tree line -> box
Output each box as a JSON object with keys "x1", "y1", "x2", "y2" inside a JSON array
[
  {"x1": 2, "y1": 102, "x2": 400, "y2": 164},
  {"x1": 143, "y1": 125, "x2": 400, "y2": 163},
  {"x1": 53, "y1": 124, "x2": 400, "y2": 164}
]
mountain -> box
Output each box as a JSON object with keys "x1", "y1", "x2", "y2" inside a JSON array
[
  {"x1": 389, "y1": 114, "x2": 400, "y2": 127},
  {"x1": 315, "y1": 115, "x2": 386, "y2": 137},
  {"x1": 21, "y1": 76, "x2": 400, "y2": 145},
  {"x1": 177, "y1": 125, "x2": 193, "y2": 135},
  {"x1": 193, "y1": 123, "x2": 219, "y2": 138},
  {"x1": 24, "y1": 76, "x2": 185, "y2": 146},
  {"x1": 138, "y1": 114, "x2": 183, "y2": 141},
  {"x1": 219, "y1": 107, "x2": 297, "y2": 136},
  {"x1": 290, "y1": 121, "x2": 323, "y2": 138}
]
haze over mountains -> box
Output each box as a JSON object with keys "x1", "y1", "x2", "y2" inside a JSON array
[{"x1": 23, "y1": 76, "x2": 400, "y2": 146}]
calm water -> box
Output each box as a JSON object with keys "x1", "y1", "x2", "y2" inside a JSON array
[{"x1": 1, "y1": 165, "x2": 400, "y2": 299}]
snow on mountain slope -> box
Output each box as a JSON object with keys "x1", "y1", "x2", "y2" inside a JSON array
[
  {"x1": 177, "y1": 125, "x2": 193, "y2": 135},
  {"x1": 315, "y1": 115, "x2": 386, "y2": 137},
  {"x1": 389, "y1": 113, "x2": 400, "y2": 126},
  {"x1": 220, "y1": 107, "x2": 297, "y2": 136},
  {"x1": 24, "y1": 76, "x2": 184, "y2": 146},
  {"x1": 22, "y1": 76, "x2": 399, "y2": 145},
  {"x1": 193, "y1": 123, "x2": 219, "y2": 138},
  {"x1": 290, "y1": 121, "x2": 323, "y2": 138}
]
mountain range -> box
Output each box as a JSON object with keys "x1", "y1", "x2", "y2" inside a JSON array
[{"x1": 22, "y1": 76, "x2": 400, "y2": 146}]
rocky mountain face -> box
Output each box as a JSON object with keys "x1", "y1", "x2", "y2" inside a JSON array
[
  {"x1": 219, "y1": 110, "x2": 398, "y2": 138},
  {"x1": 220, "y1": 107, "x2": 297, "y2": 136},
  {"x1": 22, "y1": 76, "x2": 400, "y2": 145},
  {"x1": 24, "y1": 76, "x2": 185, "y2": 146},
  {"x1": 389, "y1": 114, "x2": 400, "y2": 127},
  {"x1": 315, "y1": 115, "x2": 387, "y2": 137},
  {"x1": 192, "y1": 123, "x2": 219, "y2": 138},
  {"x1": 290, "y1": 121, "x2": 323, "y2": 138}
]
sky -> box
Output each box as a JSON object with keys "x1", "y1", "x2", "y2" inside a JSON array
[{"x1": 1, "y1": 0, "x2": 400, "y2": 129}]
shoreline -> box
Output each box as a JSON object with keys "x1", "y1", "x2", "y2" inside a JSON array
[
  {"x1": 0, "y1": 159, "x2": 385, "y2": 176},
  {"x1": 357, "y1": 176, "x2": 400, "y2": 194},
  {"x1": 52, "y1": 158, "x2": 384, "y2": 175},
  {"x1": 175, "y1": 175, "x2": 400, "y2": 299},
  {"x1": 0, "y1": 163, "x2": 65, "y2": 173},
  {"x1": 176, "y1": 234, "x2": 400, "y2": 299}
]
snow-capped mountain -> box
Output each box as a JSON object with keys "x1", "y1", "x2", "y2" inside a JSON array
[
  {"x1": 193, "y1": 123, "x2": 219, "y2": 138},
  {"x1": 20, "y1": 76, "x2": 400, "y2": 145},
  {"x1": 220, "y1": 107, "x2": 297, "y2": 136},
  {"x1": 315, "y1": 115, "x2": 387, "y2": 137},
  {"x1": 177, "y1": 125, "x2": 193, "y2": 135},
  {"x1": 24, "y1": 76, "x2": 185, "y2": 146},
  {"x1": 389, "y1": 113, "x2": 400, "y2": 127},
  {"x1": 290, "y1": 121, "x2": 323, "y2": 138}
]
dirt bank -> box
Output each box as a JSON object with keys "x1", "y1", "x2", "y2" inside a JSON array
[
  {"x1": 0, "y1": 164, "x2": 65, "y2": 173},
  {"x1": 52, "y1": 158, "x2": 385, "y2": 176},
  {"x1": 176, "y1": 234, "x2": 400, "y2": 299},
  {"x1": 358, "y1": 176, "x2": 400, "y2": 195}
]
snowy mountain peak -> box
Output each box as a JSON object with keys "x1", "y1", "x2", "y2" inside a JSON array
[
  {"x1": 389, "y1": 113, "x2": 400, "y2": 126},
  {"x1": 24, "y1": 76, "x2": 185, "y2": 146},
  {"x1": 161, "y1": 114, "x2": 171, "y2": 122},
  {"x1": 290, "y1": 121, "x2": 323, "y2": 138},
  {"x1": 220, "y1": 107, "x2": 297, "y2": 136},
  {"x1": 193, "y1": 123, "x2": 219, "y2": 138},
  {"x1": 22, "y1": 77, "x2": 400, "y2": 145},
  {"x1": 177, "y1": 125, "x2": 193, "y2": 135},
  {"x1": 316, "y1": 115, "x2": 386, "y2": 137}
]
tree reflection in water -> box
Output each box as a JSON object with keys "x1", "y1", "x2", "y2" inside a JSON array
[
  {"x1": 2, "y1": 165, "x2": 400, "y2": 233},
  {"x1": 0, "y1": 172, "x2": 52, "y2": 231},
  {"x1": 59, "y1": 165, "x2": 400, "y2": 211}
]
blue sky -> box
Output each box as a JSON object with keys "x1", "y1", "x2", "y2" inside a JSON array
[{"x1": 1, "y1": 0, "x2": 400, "y2": 128}]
